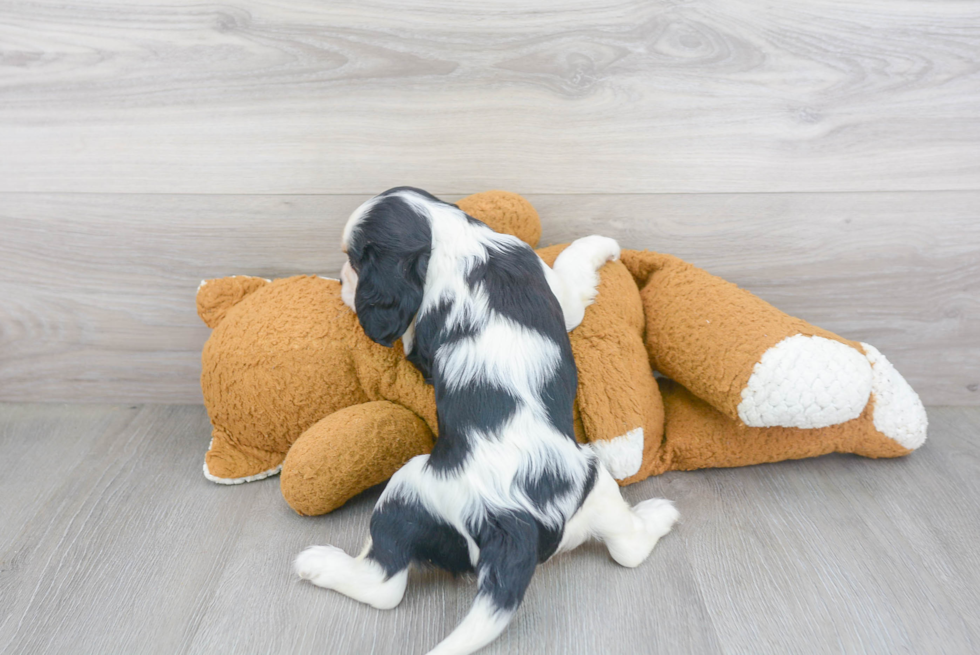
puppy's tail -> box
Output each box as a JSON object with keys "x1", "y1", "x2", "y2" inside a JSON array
[{"x1": 426, "y1": 511, "x2": 539, "y2": 655}]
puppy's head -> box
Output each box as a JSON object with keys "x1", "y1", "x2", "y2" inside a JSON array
[{"x1": 341, "y1": 189, "x2": 433, "y2": 347}]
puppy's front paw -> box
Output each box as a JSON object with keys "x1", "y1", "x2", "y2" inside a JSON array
[
  {"x1": 294, "y1": 545, "x2": 350, "y2": 588},
  {"x1": 554, "y1": 235, "x2": 621, "y2": 304},
  {"x1": 572, "y1": 235, "x2": 621, "y2": 268}
]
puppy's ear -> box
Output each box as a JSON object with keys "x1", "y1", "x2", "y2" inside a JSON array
[{"x1": 355, "y1": 244, "x2": 429, "y2": 347}]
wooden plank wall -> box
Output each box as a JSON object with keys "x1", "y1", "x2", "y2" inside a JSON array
[{"x1": 1, "y1": 1, "x2": 978, "y2": 405}]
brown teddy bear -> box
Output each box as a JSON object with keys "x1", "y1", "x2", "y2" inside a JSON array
[{"x1": 197, "y1": 191, "x2": 927, "y2": 515}]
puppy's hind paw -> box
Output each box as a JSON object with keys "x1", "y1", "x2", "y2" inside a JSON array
[
  {"x1": 294, "y1": 544, "x2": 351, "y2": 589},
  {"x1": 633, "y1": 498, "x2": 680, "y2": 541},
  {"x1": 607, "y1": 498, "x2": 679, "y2": 568}
]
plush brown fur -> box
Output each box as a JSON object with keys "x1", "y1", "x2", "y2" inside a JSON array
[
  {"x1": 280, "y1": 401, "x2": 435, "y2": 516},
  {"x1": 196, "y1": 191, "x2": 922, "y2": 516},
  {"x1": 658, "y1": 380, "x2": 911, "y2": 472},
  {"x1": 620, "y1": 250, "x2": 861, "y2": 422}
]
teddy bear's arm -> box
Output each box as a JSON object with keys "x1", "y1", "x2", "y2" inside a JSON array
[
  {"x1": 571, "y1": 325, "x2": 666, "y2": 484},
  {"x1": 197, "y1": 276, "x2": 270, "y2": 328},
  {"x1": 280, "y1": 401, "x2": 435, "y2": 516}
]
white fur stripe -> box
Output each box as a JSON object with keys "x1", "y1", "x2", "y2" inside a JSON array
[{"x1": 589, "y1": 428, "x2": 644, "y2": 480}]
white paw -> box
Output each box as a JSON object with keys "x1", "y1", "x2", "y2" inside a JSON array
[
  {"x1": 294, "y1": 545, "x2": 350, "y2": 589},
  {"x1": 633, "y1": 498, "x2": 680, "y2": 540},
  {"x1": 554, "y1": 235, "x2": 620, "y2": 305},
  {"x1": 608, "y1": 498, "x2": 678, "y2": 568},
  {"x1": 571, "y1": 234, "x2": 621, "y2": 268}
]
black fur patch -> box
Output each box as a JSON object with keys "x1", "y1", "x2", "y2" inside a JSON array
[
  {"x1": 348, "y1": 195, "x2": 431, "y2": 348},
  {"x1": 539, "y1": 352, "x2": 578, "y2": 440},
  {"x1": 467, "y1": 242, "x2": 567, "y2": 340},
  {"x1": 519, "y1": 468, "x2": 574, "y2": 561},
  {"x1": 408, "y1": 299, "x2": 479, "y2": 384},
  {"x1": 578, "y1": 457, "x2": 599, "y2": 509},
  {"x1": 369, "y1": 496, "x2": 474, "y2": 578},
  {"x1": 427, "y1": 380, "x2": 520, "y2": 473},
  {"x1": 472, "y1": 510, "x2": 540, "y2": 611}
]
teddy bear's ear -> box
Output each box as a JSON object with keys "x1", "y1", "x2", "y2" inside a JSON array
[
  {"x1": 196, "y1": 276, "x2": 270, "y2": 328},
  {"x1": 457, "y1": 191, "x2": 542, "y2": 248}
]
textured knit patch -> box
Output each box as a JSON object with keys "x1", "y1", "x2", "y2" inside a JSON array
[
  {"x1": 862, "y1": 343, "x2": 928, "y2": 450},
  {"x1": 737, "y1": 335, "x2": 872, "y2": 429}
]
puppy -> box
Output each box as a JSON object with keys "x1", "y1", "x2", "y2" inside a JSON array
[{"x1": 296, "y1": 187, "x2": 678, "y2": 655}]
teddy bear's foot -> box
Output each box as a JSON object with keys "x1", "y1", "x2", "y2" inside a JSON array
[
  {"x1": 737, "y1": 335, "x2": 873, "y2": 429},
  {"x1": 860, "y1": 343, "x2": 928, "y2": 450},
  {"x1": 590, "y1": 427, "x2": 645, "y2": 481},
  {"x1": 203, "y1": 460, "x2": 281, "y2": 485},
  {"x1": 294, "y1": 544, "x2": 408, "y2": 610},
  {"x1": 203, "y1": 429, "x2": 285, "y2": 484}
]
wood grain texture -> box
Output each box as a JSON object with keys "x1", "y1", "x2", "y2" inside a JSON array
[
  {"x1": 1, "y1": 0, "x2": 979, "y2": 194},
  {"x1": 1, "y1": 403, "x2": 978, "y2": 654},
  {"x1": 0, "y1": 404, "x2": 138, "y2": 556},
  {"x1": 1, "y1": 191, "x2": 977, "y2": 405},
  {"x1": 0, "y1": 405, "x2": 244, "y2": 655}
]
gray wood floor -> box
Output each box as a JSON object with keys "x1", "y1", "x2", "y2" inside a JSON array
[{"x1": 1, "y1": 403, "x2": 977, "y2": 655}]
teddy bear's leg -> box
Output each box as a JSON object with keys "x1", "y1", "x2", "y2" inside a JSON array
[
  {"x1": 544, "y1": 235, "x2": 621, "y2": 331},
  {"x1": 659, "y1": 377, "x2": 923, "y2": 472},
  {"x1": 620, "y1": 249, "x2": 876, "y2": 430},
  {"x1": 204, "y1": 426, "x2": 284, "y2": 484},
  {"x1": 281, "y1": 401, "x2": 434, "y2": 515},
  {"x1": 558, "y1": 464, "x2": 679, "y2": 568}
]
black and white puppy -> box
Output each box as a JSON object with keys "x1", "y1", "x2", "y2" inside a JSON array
[{"x1": 296, "y1": 188, "x2": 678, "y2": 655}]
